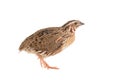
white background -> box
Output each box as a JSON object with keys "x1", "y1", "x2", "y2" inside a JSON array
[{"x1": 0, "y1": 0, "x2": 120, "y2": 80}]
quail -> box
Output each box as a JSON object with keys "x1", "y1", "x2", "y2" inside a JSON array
[{"x1": 19, "y1": 20, "x2": 84, "y2": 69}]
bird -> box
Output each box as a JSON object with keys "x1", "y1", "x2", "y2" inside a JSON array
[{"x1": 19, "y1": 20, "x2": 84, "y2": 69}]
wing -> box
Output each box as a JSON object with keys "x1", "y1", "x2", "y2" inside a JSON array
[
  {"x1": 19, "y1": 27, "x2": 67, "y2": 57},
  {"x1": 35, "y1": 32, "x2": 65, "y2": 56},
  {"x1": 19, "y1": 27, "x2": 59, "y2": 51}
]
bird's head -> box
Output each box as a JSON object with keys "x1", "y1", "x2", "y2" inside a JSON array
[{"x1": 62, "y1": 20, "x2": 84, "y2": 33}]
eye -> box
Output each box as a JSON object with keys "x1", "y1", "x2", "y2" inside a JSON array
[{"x1": 74, "y1": 22, "x2": 77, "y2": 25}]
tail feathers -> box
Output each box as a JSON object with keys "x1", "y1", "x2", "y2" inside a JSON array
[
  {"x1": 19, "y1": 45, "x2": 24, "y2": 51},
  {"x1": 19, "y1": 41, "x2": 26, "y2": 51}
]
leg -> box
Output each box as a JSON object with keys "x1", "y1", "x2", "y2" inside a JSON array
[{"x1": 36, "y1": 54, "x2": 59, "y2": 69}]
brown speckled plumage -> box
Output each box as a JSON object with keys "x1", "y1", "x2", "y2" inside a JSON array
[{"x1": 19, "y1": 20, "x2": 84, "y2": 69}]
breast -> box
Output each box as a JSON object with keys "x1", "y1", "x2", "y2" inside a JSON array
[{"x1": 62, "y1": 33, "x2": 75, "y2": 50}]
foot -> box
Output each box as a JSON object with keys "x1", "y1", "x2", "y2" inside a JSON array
[
  {"x1": 40, "y1": 60, "x2": 59, "y2": 69},
  {"x1": 37, "y1": 54, "x2": 59, "y2": 69}
]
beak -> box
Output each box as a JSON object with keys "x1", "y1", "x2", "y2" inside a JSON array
[{"x1": 80, "y1": 22, "x2": 84, "y2": 25}]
